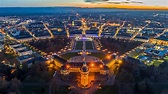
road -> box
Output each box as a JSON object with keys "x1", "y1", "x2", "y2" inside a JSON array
[
  {"x1": 114, "y1": 21, "x2": 125, "y2": 38},
  {"x1": 130, "y1": 21, "x2": 151, "y2": 40},
  {"x1": 22, "y1": 25, "x2": 37, "y2": 39},
  {"x1": 154, "y1": 28, "x2": 168, "y2": 38},
  {"x1": 42, "y1": 22, "x2": 54, "y2": 38},
  {"x1": 80, "y1": 82, "x2": 99, "y2": 94},
  {"x1": 98, "y1": 23, "x2": 106, "y2": 37}
]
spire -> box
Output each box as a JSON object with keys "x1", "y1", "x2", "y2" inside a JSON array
[
  {"x1": 83, "y1": 57, "x2": 87, "y2": 66},
  {"x1": 82, "y1": 56, "x2": 86, "y2": 62}
]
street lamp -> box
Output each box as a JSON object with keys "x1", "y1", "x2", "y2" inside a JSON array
[
  {"x1": 90, "y1": 63, "x2": 94, "y2": 67},
  {"x1": 118, "y1": 60, "x2": 122, "y2": 64},
  {"x1": 100, "y1": 64, "x2": 103, "y2": 68},
  {"x1": 66, "y1": 65, "x2": 70, "y2": 69},
  {"x1": 107, "y1": 55, "x2": 111, "y2": 60}
]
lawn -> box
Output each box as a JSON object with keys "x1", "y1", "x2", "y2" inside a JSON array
[
  {"x1": 89, "y1": 52, "x2": 107, "y2": 60},
  {"x1": 75, "y1": 41, "x2": 83, "y2": 50},
  {"x1": 164, "y1": 56, "x2": 168, "y2": 61},
  {"x1": 128, "y1": 51, "x2": 142, "y2": 58},
  {"x1": 150, "y1": 59, "x2": 164, "y2": 67},
  {"x1": 86, "y1": 41, "x2": 94, "y2": 50},
  {"x1": 61, "y1": 52, "x2": 107, "y2": 60},
  {"x1": 61, "y1": 52, "x2": 80, "y2": 60},
  {"x1": 94, "y1": 85, "x2": 119, "y2": 94}
]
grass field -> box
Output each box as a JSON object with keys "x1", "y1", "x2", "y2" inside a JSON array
[
  {"x1": 128, "y1": 50, "x2": 142, "y2": 58},
  {"x1": 61, "y1": 52, "x2": 80, "y2": 60},
  {"x1": 86, "y1": 41, "x2": 94, "y2": 50},
  {"x1": 61, "y1": 52, "x2": 106, "y2": 60},
  {"x1": 151, "y1": 59, "x2": 164, "y2": 67},
  {"x1": 89, "y1": 52, "x2": 107, "y2": 60},
  {"x1": 75, "y1": 41, "x2": 83, "y2": 50},
  {"x1": 164, "y1": 56, "x2": 168, "y2": 61}
]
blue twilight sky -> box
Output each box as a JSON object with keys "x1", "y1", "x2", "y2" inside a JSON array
[{"x1": 0, "y1": 0, "x2": 168, "y2": 7}]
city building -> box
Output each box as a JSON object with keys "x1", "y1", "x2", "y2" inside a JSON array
[
  {"x1": 17, "y1": 55, "x2": 46, "y2": 68},
  {"x1": 16, "y1": 55, "x2": 34, "y2": 64},
  {"x1": 80, "y1": 62, "x2": 89, "y2": 87},
  {"x1": 149, "y1": 38, "x2": 168, "y2": 46},
  {"x1": 60, "y1": 55, "x2": 109, "y2": 88},
  {"x1": 9, "y1": 42, "x2": 33, "y2": 56},
  {"x1": 9, "y1": 42, "x2": 22, "y2": 48},
  {"x1": 0, "y1": 32, "x2": 4, "y2": 52},
  {"x1": 26, "y1": 21, "x2": 51, "y2": 39},
  {"x1": 17, "y1": 49, "x2": 33, "y2": 56},
  {"x1": 149, "y1": 32, "x2": 168, "y2": 46},
  {"x1": 145, "y1": 47, "x2": 168, "y2": 57}
]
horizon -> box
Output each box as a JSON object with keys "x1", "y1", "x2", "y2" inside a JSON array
[
  {"x1": 0, "y1": 6, "x2": 168, "y2": 10},
  {"x1": 0, "y1": 0, "x2": 168, "y2": 10}
]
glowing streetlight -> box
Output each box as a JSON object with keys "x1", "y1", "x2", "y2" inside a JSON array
[
  {"x1": 100, "y1": 64, "x2": 103, "y2": 68},
  {"x1": 66, "y1": 65, "x2": 70, "y2": 69},
  {"x1": 107, "y1": 55, "x2": 111, "y2": 59},
  {"x1": 90, "y1": 63, "x2": 94, "y2": 67},
  {"x1": 118, "y1": 60, "x2": 123, "y2": 63}
]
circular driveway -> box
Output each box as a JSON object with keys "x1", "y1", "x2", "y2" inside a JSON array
[{"x1": 68, "y1": 56, "x2": 100, "y2": 62}]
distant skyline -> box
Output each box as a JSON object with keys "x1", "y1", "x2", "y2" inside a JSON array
[{"x1": 0, "y1": 0, "x2": 168, "y2": 9}]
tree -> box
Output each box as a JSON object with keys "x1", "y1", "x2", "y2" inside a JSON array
[
  {"x1": 162, "y1": 89, "x2": 168, "y2": 94},
  {"x1": 137, "y1": 80, "x2": 147, "y2": 94},
  {"x1": 50, "y1": 78, "x2": 58, "y2": 94},
  {"x1": 121, "y1": 84, "x2": 134, "y2": 94},
  {"x1": 0, "y1": 77, "x2": 8, "y2": 94},
  {"x1": 9, "y1": 77, "x2": 21, "y2": 94},
  {"x1": 116, "y1": 69, "x2": 135, "y2": 83}
]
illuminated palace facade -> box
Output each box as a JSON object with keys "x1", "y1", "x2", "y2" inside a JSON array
[
  {"x1": 60, "y1": 57, "x2": 109, "y2": 88},
  {"x1": 57, "y1": 34, "x2": 109, "y2": 88}
]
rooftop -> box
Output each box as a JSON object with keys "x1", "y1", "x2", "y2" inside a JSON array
[
  {"x1": 16, "y1": 55, "x2": 33, "y2": 61},
  {"x1": 156, "y1": 35, "x2": 168, "y2": 41},
  {"x1": 13, "y1": 45, "x2": 25, "y2": 49},
  {"x1": 18, "y1": 49, "x2": 32, "y2": 53}
]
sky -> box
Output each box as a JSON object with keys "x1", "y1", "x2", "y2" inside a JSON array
[{"x1": 0, "y1": 0, "x2": 168, "y2": 7}]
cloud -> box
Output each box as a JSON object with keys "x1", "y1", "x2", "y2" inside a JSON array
[
  {"x1": 84, "y1": 0, "x2": 143, "y2": 4},
  {"x1": 85, "y1": 0, "x2": 108, "y2": 3}
]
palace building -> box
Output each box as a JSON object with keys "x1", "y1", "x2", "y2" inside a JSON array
[{"x1": 59, "y1": 55, "x2": 109, "y2": 88}]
